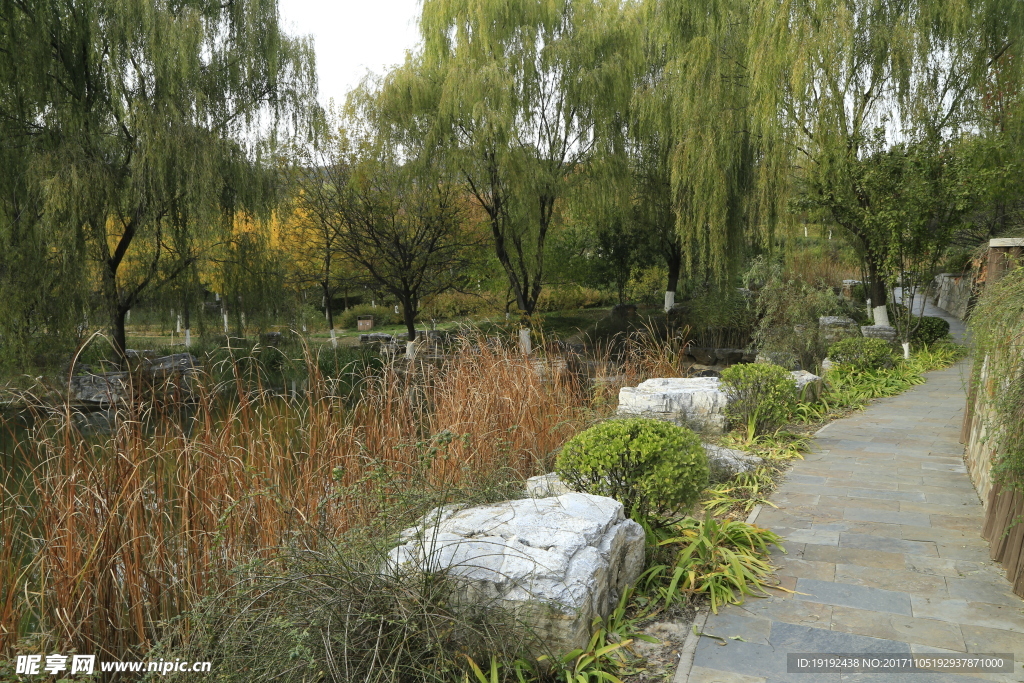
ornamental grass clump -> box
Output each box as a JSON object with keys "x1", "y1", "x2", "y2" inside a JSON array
[
  {"x1": 719, "y1": 363, "x2": 797, "y2": 441},
  {"x1": 827, "y1": 336, "x2": 897, "y2": 371},
  {"x1": 555, "y1": 418, "x2": 709, "y2": 529}
]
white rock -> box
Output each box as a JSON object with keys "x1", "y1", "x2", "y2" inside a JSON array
[
  {"x1": 385, "y1": 493, "x2": 645, "y2": 655},
  {"x1": 703, "y1": 443, "x2": 763, "y2": 483},
  {"x1": 790, "y1": 370, "x2": 821, "y2": 392},
  {"x1": 617, "y1": 377, "x2": 728, "y2": 433},
  {"x1": 526, "y1": 472, "x2": 573, "y2": 497}
]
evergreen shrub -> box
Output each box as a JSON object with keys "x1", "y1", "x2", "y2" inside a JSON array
[
  {"x1": 828, "y1": 337, "x2": 897, "y2": 371},
  {"x1": 911, "y1": 316, "x2": 951, "y2": 345},
  {"x1": 555, "y1": 418, "x2": 709, "y2": 528},
  {"x1": 719, "y1": 363, "x2": 797, "y2": 438}
]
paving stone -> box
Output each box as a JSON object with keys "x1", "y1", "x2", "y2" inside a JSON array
[
  {"x1": 818, "y1": 495, "x2": 901, "y2": 512},
  {"x1": 959, "y1": 624, "x2": 1024, "y2": 680},
  {"x1": 737, "y1": 598, "x2": 833, "y2": 629},
  {"x1": 689, "y1": 665, "x2": 767, "y2": 683},
  {"x1": 911, "y1": 595, "x2": 1024, "y2": 632},
  {"x1": 794, "y1": 578, "x2": 913, "y2": 615},
  {"x1": 903, "y1": 555, "x2": 961, "y2": 577},
  {"x1": 783, "y1": 529, "x2": 840, "y2": 546},
  {"x1": 839, "y1": 532, "x2": 938, "y2": 556},
  {"x1": 701, "y1": 611, "x2": 773, "y2": 645},
  {"x1": 923, "y1": 492, "x2": 982, "y2": 506},
  {"x1": 929, "y1": 514, "x2": 987, "y2": 531},
  {"x1": 900, "y1": 500, "x2": 984, "y2": 517},
  {"x1": 848, "y1": 487, "x2": 927, "y2": 502},
  {"x1": 766, "y1": 574, "x2": 798, "y2": 599},
  {"x1": 843, "y1": 507, "x2": 931, "y2": 527},
  {"x1": 901, "y1": 524, "x2": 987, "y2": 543},
  {"x1": 785, "y1": 474, "x2": 827, "y2": 485},
  {"x1": 771, "y1": 492, "x2": 820, "y2": 506},
  {"x1": 833, "y1": 564, "x2": 948, "y2": 595},
  {"x1": 773, "y1": 557, "x2": 836, "y2": 582},
  {"x1": 935, "y1": 542, "x2": 995, "y2": 562},
  {"x1": 945, "y1": 576, "x2": 1024, "y2": 607},
  {"x1": 828, "y1": 605, "x2": 967, "y2": 651},
  {"x1": 811, "y1": 521, "x2": 904, "y2": 539},
  {"x1": 802, "y1": 544, "x2": 906, "y2": 570}
]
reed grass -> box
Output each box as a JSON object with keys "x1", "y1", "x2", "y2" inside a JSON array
[{"x1": 0, "y1": 337, "x2": 611, "y2": 664}]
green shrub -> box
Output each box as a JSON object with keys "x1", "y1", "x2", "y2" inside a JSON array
[
  {"x1": 911, "y1": 316, "x2": 950, "y2": 345},
  {"x1": 719, "y1": 363, "x2": 797, "y2": 439},
  {"x1": 828, "y1": 337, "x2": 897, "y2": 371},
  {"x1": 555, "y1": 418, "x2": 709, "y2": 528}
]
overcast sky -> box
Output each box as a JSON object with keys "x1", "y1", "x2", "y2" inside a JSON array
[{"x1": 278, "y1": 0, "x2": 423, "y2": 108}]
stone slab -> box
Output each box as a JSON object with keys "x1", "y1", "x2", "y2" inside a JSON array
[{"x1": 794, "y1": 578, "x2": 913, "y2": 615}]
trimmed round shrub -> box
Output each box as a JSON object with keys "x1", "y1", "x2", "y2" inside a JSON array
[
  {"x1": 828, "y1": 336, "x2": 896, "y2": 371},
  {"x1": 719, "y1": 363, "x2": 797, "y2": 437},
  {"x1": 911, "y1": 316, "x2": 951, "y2": 345},
  {"x1": 555, "y1": 418, "x2": 709, "y2": 528}
]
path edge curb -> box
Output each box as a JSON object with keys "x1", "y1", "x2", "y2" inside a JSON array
[{"x1": 672, "y1": 604, "x2": 710, "y2": 683}]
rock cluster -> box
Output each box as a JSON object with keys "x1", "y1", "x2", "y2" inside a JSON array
[{"x1": 70, "y1": 353, "x2": 198, "y2": 405}]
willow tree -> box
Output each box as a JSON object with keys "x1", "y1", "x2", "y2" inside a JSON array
[
  {"x1": 0, "y1": 0, "x2": 315, "y2": 361},
  {"x1": 626, "y1": 0, "x2": 769, "y2": 305},
  {"x1": 748, "y1": 0, "x2": 1024, "y2": 309},
  {"x1": 372, "y1": 0, "x2": 632, "y2": 317}
]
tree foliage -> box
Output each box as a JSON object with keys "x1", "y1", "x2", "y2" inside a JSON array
[{"x1": 0, "y1": 0, "x2": 316, "y2": 362}]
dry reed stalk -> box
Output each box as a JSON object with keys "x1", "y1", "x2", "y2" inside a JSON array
[{"x1": 0, "y1": 339, "x2": 612, "y2": 661}]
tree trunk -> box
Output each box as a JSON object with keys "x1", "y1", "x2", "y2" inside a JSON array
[
  {"x1": 183, "y1": 304, "x2": 191, "y2": 347},
  {"x1": 402, "y1": 298, "x2": 417, "y2": 342},
  {"x1": 322, "y1": 280, "x2": 334, "y2": 335},
  {"x1": 866, "y1": 255, "x2": 887, "y2": 307},
  {"x1": 665, "y1": 240, "x2": 682, "y2": 295},
  {"x1": 112, "y1": 305, "x2": 128, "y2": 362}
]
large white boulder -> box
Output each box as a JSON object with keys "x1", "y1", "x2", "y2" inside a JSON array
[
  {"x1": 386, "y1": 493, "x2": 645, "y2": 656},
  {"x1": 617, "y1": 377, "x2": 729, "y2": 433}
]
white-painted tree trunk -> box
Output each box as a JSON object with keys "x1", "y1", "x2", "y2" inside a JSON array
[
  {"x1": 406, "y1": 341, "x2": 417, "y2": 359},
  {"x1": 664, "y1": 291, "x2": 675, "y2": 313},
  {"x1": 902, "y1": 342, "x2": 911, "y2": 359},
  {"x1": 222, "y1": 311, "x2": 229, "y2": 334},
  {"x1": 330, "y1": 327, "x2": 337, "y2": 348},
  {"x1": 184, "y1": 328, "x2": 191, "y2": 347},
  {"x1": 866, "y1": 298, "x2": 872, "y2": 322},
  {"x1": 872, "y1": 305, "x2": 890, "y2": 327},
  {"x1": 176, "y1": 313, "x2": 182, "y2": 334},
  {"x1": 519, "y1": 328, "x2": 532, "y2": 355}
]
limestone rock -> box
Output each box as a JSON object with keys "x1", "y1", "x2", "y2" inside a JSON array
[
  {"x1": 860, "y1": 325, "x2": 898, "y2": 342},
  {"x1": 617, "y1": 377, "x2": 728, "y2": 433},
  {"x1": 819, "y1": 315, "x2": 861, "y2": 345},
  {"x1": 755, "y1": 351, "x2": 801, "y2": 370},
  {"x1": 386, "y1": 493, "x2": 646, "y2": 656},
  {"x1": 789, "y1": 369, "x2": 819, "y2": 396},
  {"x1": 526, "y1": 472, "x2": 573, "y2": 497},
  {"x1": 702, "y1": 443, "x2": 764, "y2": 483}
]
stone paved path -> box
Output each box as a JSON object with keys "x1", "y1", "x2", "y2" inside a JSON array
[{"x1": 689, "y1": 316, "x2": 1024, "y2": 682}]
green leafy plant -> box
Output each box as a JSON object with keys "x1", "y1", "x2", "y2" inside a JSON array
[
  {"x1": 911, "y1": 316, "x2": 951, "y2": 346},
  {"x1": 702, "y1": 467, "x2": 779, "y2": 517},
  {"x1": 641, "y1": 516, "x2": 785, "y2": 613},
  {"x1": 556, "y1": 419, "x2": 709, "y2": 529},
  {"x1": 719, "y1": 363, "x2": 797, "y2": 441},
  {"x1": 828, "y1": 337, "x2": 897, "y2": 371}
]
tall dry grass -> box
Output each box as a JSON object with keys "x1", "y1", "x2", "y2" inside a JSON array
[{"x1": 0, "y1": 339, "x2": 598, "y2": 662}]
